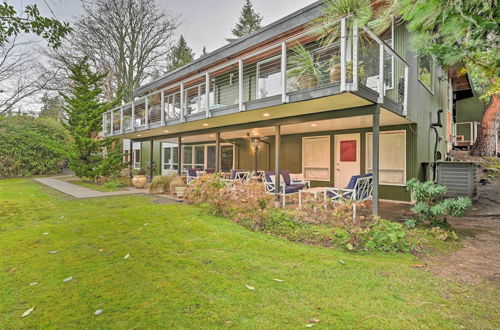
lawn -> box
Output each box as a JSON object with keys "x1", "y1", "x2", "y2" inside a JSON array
[{"x1": 0, "y1": 179, "x2": 498, "y2": 329}]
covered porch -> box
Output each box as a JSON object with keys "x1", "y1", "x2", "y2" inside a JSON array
[{"x1": 130, "y1": 103, "x2": 413, "y2": 215}]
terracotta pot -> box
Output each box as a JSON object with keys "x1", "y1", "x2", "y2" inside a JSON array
[
  {"x1": 132, "y1": 175, "x2": 147, "y2": 189},
  {"x1": 175, "y1": 186, "x2": 186, "y2": 198},
  {"x1": 329, "y1": 66, "x2": 341, "y2": 83}
]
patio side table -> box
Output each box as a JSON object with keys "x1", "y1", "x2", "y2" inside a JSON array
[{"x1": 298, "y1": 187, "x2": 326, "y2": 209}]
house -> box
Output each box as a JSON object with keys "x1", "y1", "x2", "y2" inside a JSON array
[{"x1": 103, "y1": 1, "x2": 474, "y2": 213}]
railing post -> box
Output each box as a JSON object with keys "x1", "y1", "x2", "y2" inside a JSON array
[
  {"x1": 340, "y1": 17, "x2": 347, "y2": 92},
  {"x1": 102, "y1": 113, "x2": 106, "y2": 137},
  {"x1": 110, "y1": 110, "x2": 114, "y2": 136},
  {"x1": 205, "y1": 72, "x2": 210, "y2": 117},
  {"x1": 180, "y1": 83, "x2": 184, "y2": 122},
  {"x1": 352, "y1": 21, "x2": 358, "y2": 91},
  {"x1": 131, "y1": 101, "x2": 136, "y2": 132},
  {"x1": 281, "y1": 41, "x2": 288, "y2": 103},
  {"x1": 238, "y1": 59, "x2": 244, "y2": 111},
  {"x1": 378, "y1": 44, "x2": 384, "y2": 104},
  {"x1": 145, "y1": 96, "x2": 149, "y2": 128},
  {"x1": 403, "y1": 66, "x2": 409, "y2": 115},
  {"x1": 120, "y1": 107, "x2": 124, "y2": 133},
  {"x1": 160, "y1": 92, "x2": 165, "y2": 126}
]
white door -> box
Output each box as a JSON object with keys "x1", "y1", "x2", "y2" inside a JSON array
[{"x1": 334, "y1": 133, "x2": 360, "y2": 188}]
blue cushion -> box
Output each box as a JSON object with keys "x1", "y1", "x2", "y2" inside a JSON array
[
  {"x1": 280, "y1": 170, "x2": 291, "y2": 185},
  {"x1": 264, "y1": 171, "x2": 274, "y2": 183},
  {"x1": 345, "y1": 173, "x2": 372, "y2": 189},
  {"x1": 284, "y1": 185, "x2": 302, "y2": 194},
  {"x1": 230, "y1": 169, "x2": 247, "y2": 180},
  {"x1": 187, "y1": 168, "x2": 197, "y2": 177}
]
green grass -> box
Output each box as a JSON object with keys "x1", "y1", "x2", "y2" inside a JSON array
[
  {"x1": 0, "y1": 179, "x2": 498, "y2": 329},
  {"x1": 66, "y1": 179, "x2": 123, "y2": 192}
]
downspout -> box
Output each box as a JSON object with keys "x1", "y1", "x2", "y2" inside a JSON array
[{"x1": 430, "y1": 109, "x2": 443, "y2": 180}]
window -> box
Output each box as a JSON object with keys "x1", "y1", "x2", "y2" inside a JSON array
[
  {"x1": 182, "y1": 146, "x2": 193, "y2": 172},
  {"x1": 418, "y1": 54, "x2": 434, "y2": 92},
  {"x1": 366, "y1": 130, "x2": 406, "y2": 185},
  {"x1": 162, "y1": 143, "x2": 178, "y2": 173},
  {"x1": 302, "y1": 136, "x2": 330, "y2": 181},
  {"x1": 257, "y1": 56, "x2": 282, "y2": 99},
  {"x1": 132, "y1": 142, "x2": 141, "y2": 170}
]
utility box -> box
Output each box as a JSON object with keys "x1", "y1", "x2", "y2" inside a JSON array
[{"x1": 423, "y1": 161, "x2": 478, "y2": 199}]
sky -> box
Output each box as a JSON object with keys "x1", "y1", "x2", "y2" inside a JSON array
[{"x1": 13, "y1": 0, "x2": 318, "y2": 56}]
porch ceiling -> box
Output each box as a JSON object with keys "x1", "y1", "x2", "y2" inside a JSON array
[
  {"x1": 121, "y1": 92, "x2": 378, "y2": 140},
  {"x1": 160, "y1": 108, "x2": 410, "y2": 144}
]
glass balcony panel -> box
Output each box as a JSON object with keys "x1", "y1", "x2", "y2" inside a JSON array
[
  {"x1": 257, "y1": 56, "x2": 281, "y2": 99},
  {"x1": 147, "y1": 93, "x2": 162, "y2": 124},
  {"x1": 122, "y1": 106, "x2": 132, "y2": 130},
  {"x1": 134, "y1": 101, "x2": 146, "y2": 127}
]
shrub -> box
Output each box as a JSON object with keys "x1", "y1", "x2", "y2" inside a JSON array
[
  {"x1": 103, "y1": 179, "x2": 126, "y2": 189},
  {"x1": 0, "y1": 116, "x2": 69, "y2": 178},
  {"x1": 150, "y1": 173, "x2": 179, "y2": 193},
  {"x1": 364, "y1": 219, "x2": 409, "y2": 253},
  {"x1": 429, "y1": 226, "x2": 459, "y2": 241},
  {"x1": 137, "y1": 168, "x2": 146, "y2": 176},
  {"x1": 406, "y1": 178, "x2": 472, "y2": 227}
]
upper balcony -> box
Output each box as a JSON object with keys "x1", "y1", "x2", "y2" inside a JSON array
[{"x1": 103, "y1": 13, "x2": 409, "y2": 139}]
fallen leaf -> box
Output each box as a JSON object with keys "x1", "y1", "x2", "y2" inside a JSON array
[
  {"x1": 60, "y1": 216, "x2": 64, "y2": 218},
  {"x1": 48, "y1": 250, "x2": 59, "y2": 254},
  {"x1": 338, "y1": 259, "x2": 345, "y2": 265},
  {"x1": 21, "y1": 306, "x2": 34, "y2": 317},
  {"x1": 143, "y1": 223, "x2": 150, "y2": 226},
  {"x1": 94, "y1": 309, "x2": 102, "y2": 316},
  {"x1": 43, "y1": 232, "x2": 49, "y2": 235},
  {"x1": 29, "y1": 282, "x2": 37, "y2": 286},
  {"x1": 63, "y1": 276, "x2": 73, "y2": 283},
  {"x1": 9, "y1": 267, "x2": 16, "y2": 273},
  {"x1": 411, "y1": 264, "x2": 425, "y2": 269},
  {"x1": 124, "y1": 253, "x2": 130, "y2": 259},
  {"x1": 308, "y1": 318, "x2": 320, "y2": 323},
  {"x1": 98, "y1": 249, "x2": 104, "y2": 252},
  {"x1": 245, "y1": 284, "x2": 255, "y2": 291},
  {"x1": 273, "y1": 279, "x2": 284, "y2": 282},
  {"x1": 305, "y1": 324, "x2": 315, "y2": 328}
]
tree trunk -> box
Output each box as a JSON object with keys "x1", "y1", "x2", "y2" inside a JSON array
[{"x1": 470, "y1": 94, "x2": 500, "y2": 157}]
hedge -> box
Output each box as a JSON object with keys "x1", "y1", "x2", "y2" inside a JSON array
[{"x1": 0, "y1": 116, "x2": 69, "y2": 178}]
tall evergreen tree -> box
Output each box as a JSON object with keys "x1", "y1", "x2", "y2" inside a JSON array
[
  {"x1": 166, "y1": 35, "x2": 194, "y2": 72},
  {"x1": 61, "y1": 59, "x2": 124, "y2": 179},
  {"x1": 226, "y1": 0, "x2": 263, "y2": 42}
]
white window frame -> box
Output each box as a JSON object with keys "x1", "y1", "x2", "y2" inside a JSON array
[
  {"x1": 302, "y1": 135, "x2": 331, "y2": 182},
  {"x1": 256, "y1": 55, "x2": 282, "y2": 100},
  {"x1": 365, "y1": 130, "x2": 407, "y2": 186},
  {"x1": 162, "y1": 143, "x2": 235, "y2": 174},
  {"x1": 161, "y1": 142, "x2": 179, "y2": 173},
  {"x1": 132, "y1": 142, "x2": 141, "y2": 170}
]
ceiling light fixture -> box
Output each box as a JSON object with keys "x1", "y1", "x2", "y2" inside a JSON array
[
  {"x1": 137, "y1": 134, "x2": 142, "y2": 137},
  {"x1": 263, "y1": 113, "x2": 270, "y2": 117},
  {"x1": 202, "y1": 123, "x2": 209, "y2": 127},
  {"x1": 310, "y1": 123, "x2": 317, "y2": 127}
]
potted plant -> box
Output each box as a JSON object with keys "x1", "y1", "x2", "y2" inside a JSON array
[
  {"x1": 329, "y1": 58, "x2": 365, "y2": 84},
  {"x1": 170, "y1": 176, "x2": 186, "y2": 198},
  {"x1": 288, "y1": 43, "x2": 323, "y2": 90},
  {"x1": 132, "y1": 169, "x2": 147, "y2": 188}
]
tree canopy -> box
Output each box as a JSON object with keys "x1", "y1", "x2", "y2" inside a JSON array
[
  {"x1": 166, "y1": 35, "x2": 194, "y2": 72},
  {"x1": 0, "y1": 1, "x2": 71, "y2": 49},
  {"x1": 226, "y1": 0, "x2": 263, "y2": 42}
]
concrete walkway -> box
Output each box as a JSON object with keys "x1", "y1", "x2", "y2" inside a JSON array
[{"x1": 34, "y1": 176, "x2": 149, "y2": 198}]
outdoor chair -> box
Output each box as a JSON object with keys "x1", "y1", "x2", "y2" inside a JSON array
[
  {"x1": 186, "y1": 169, "x2": 206, "y2": 184},
  {"x1": 221, "y1": 169, "x2": 250, "y2": 187},
  {"x1": 323, "y1": 173, "x2": 373, "y2": 217},
  {"x1": 263, "y1": 171, "x2": 310, "y2": 208}
]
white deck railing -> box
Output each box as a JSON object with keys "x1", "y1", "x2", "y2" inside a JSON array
[{"x1": 103, "y1": 16, "x2": 410, "y2": 137}]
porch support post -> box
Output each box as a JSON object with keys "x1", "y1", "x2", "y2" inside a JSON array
[
  {"x1": 215, "y1": 132, "x2": 221, "y2": 172},
  {"x1": 177, "y1": 136, "x2": 182, "y2": 175},
  {"x1": 372, "y1": 104, "x2": 381, "y2": 216},
  {"x1": 149, "y1": 140, "x2": 154, "y2": 182},
  {"x1": 129, "y1": 139, "x2": 133, "y2": 179},
  {"x1": 274, "y1": 125, "x2": 281, "y2": 206}
]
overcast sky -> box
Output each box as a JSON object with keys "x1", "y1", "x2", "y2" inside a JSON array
[{"x1": 13, "y1": 0, "x2": 318, "y2": 56}]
